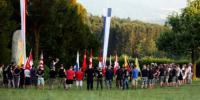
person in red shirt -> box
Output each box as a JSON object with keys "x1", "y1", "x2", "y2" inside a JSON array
[
  {"x1": 75, "y1": 68, "x2": 83, "y2": 89},
  {"x1": 65, "y1": 66, "x2": 75, "y2": 90}
]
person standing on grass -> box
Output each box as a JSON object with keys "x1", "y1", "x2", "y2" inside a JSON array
[
  {"x1": 24, "y1": 67, "x2": 31, "y2": 88},
  {"x1": 116, "y1": 66, "x2": 123, "y2": 89},
  {"x1": 122, "y1": 66, "x2": 129, "y2": 90},
  {"x1": 176, "y1": 65, "x2": 182, "y2": 86},
  {"x1": 58, "y1": 64, "x2": 66, "y2": 89},
  {"x1": 95, "y1": 67, "x2": 103, "y2": 90},
  {"x1": 30, "y1": 67, "x2": 37, "y2": 88},
  {"x1": 171, "y1": 65, "x2": 177, "y2": 87},
  {"x1": 19, "y1": 66, "x2": 25, "y2": 88},
  {"x1": 148, "y1": 66, "x2": 154, "y2": 89},
  {"x1": 85, "y1": 66, "x2": 95, "y2": 90},
  {"x1": 141, "y1": 65, "x2": 149, "y2": 89},
  {"x1": 131, "y1": 65, "x2": 139, "y2": 89},
  {"x1": 164, "y1": 65, "x2": 170, "y2": 86},
  {"x1": 159, "y1": 65, "x2": 165, "y2": 87},
  {"x1": 75, "y1": 68, "x2": 83, "y2": 89},
  {"x1": 3, "y1": 65, "x2": 8, "y2": 88},
  {"x1": 7, "y1": 64, "x2": 14, "y2": 88},
  {"x1": 13, "y1": 65, "x2": 21, "y2": 88},
  {"x1": 0, "y1": 64, "x2": 3, "y2": 87},
  {"x1": 49, "y1": 67, "x2": 57, "y2": 90},
  {"x1": 105, "y1": 66, "x2": 113, "y2": 89},
  {"x1": 187, "y1": 64, "x2": 192, "y2": 84},
  {"x1": 65, "y1": 66, "x2": 75, "y2": 90},
  {"x1": 37, "y1": 67, "x2": 45, "y2": 89}
]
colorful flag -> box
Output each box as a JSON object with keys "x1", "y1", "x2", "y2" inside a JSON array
[
  {"x1": 39, "y1": 52, "x2": 44, "y2": 69},
  {"x1": 25, "y1": 50, "x2": 33, "y2": 69},
  {"x1": 135, "y1": 58, "x2": 140, "y2": 71},
  {"x1": 74, "y1": 51, "x2": 79, "y2": 72},
  {"x1": 81, "y1": 50, "x2": 87, "y2": 72},
  {"x1": 20, "y1": 0, "x2": 27, "y2": 64},
  {"x1": 89, "y1": 49, "x2": 93, "y2": 68},
  {"x1": 18, "y1": 52, "x2": 23, "y2": 66},
  {"x1": 114, "y1": 53, "x2": 119, "y2": 74},
  {"x1": 103, "y1": 8, "x2": 112, "y2": 67},
  {"x1": 98, "y1": 49, "x2": 103, "y2": 68},
  {"x1": 124, "y1": 55, "x2": 129, "y2": 68},
  {"x1": 109, "y1": 55, "x2": 112, "y2": 66}
]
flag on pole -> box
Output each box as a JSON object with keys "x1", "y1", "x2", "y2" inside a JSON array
[
  {"x1": 25, "y1": 50, "x2": 33, "y2": 69},
  {"x1": 98, "y1": 49, "x2": 103, "y2": 68},
  {"x1": 135, "y1": 58, "x2": 140, "y2": 71},
  {"x1": 109, "y1": 55, "x2": 112, "y2": 66},
  {"x1": 103, "y1": 8, "x2": 112, "y2": 68},
  {"x1": 20, "y1": 0, "x2": 27, "y2": 65},
  {"x1": 81, "y1": 50, "x2": 87, "y2": 72},
  {"x1": 39, "y1": 52, "x2": 44, "y2": 69},
  {"x1": 114, "y1": 53, "x2": 119, "y2": 74},
  {"x1": 124, "y1": 55, "x2": 129, "y2": 68},
  {"x1": 89, "y1": 49, "x2": 93, "y2": 68},
  {"x1": 74, "y1": 51, "x2": 79, "y2": 72}
]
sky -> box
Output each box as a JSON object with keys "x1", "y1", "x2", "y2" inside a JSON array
[{"x1": 77, "y1": 0, "x2": 187, "y2": 24}]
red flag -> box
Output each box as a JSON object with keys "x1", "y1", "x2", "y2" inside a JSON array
[
  {"x1": 89, "y1": 49, "x2": 93, "y2": 68},
  {"x1": 25, "y1": 50, "x2": 33, "y2": 69},
  {"x1": 39, "y1": 52, "x2": 44, "y2": 69},
  {"x1": 81, "y1": 50, "x2": 87, "y2": 72},
  {"x1": 114, "y1": 53, "x2": 119, "y2": 74}
]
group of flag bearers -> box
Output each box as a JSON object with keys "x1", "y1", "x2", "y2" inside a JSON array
[{"x1": 0, "y1": 49, "x2": 193, "y2": 90}]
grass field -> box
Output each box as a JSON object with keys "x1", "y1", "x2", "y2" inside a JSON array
[{"x1": 0, "y1": 81, "x2": 200, "y2": 100}]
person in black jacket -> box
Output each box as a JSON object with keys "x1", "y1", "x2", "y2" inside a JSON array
[
  {"x1": 13, "y1": 65, "x2": 21, "y2": 88},
  {"x1": 85, "y1": 66, "x2": 95, "y2": 90},
  {"x1": 95, "y1": 67, "x2": 103, "y2": 90},
  {"x1": 49, "y1": 67, "x2": 57, "y2": 90},
  {"x1": 105, "y1": 66, "x2": 113, "y2": 89},
  {"x1": 141, "y1": 65, "x2": 149, "y2": 89},
  {"x1": 148, "y1": 66, "x2": 154, "y2": 89},
  {"x1": 19, "y1": 66, "x2": 24, "y2": 88},
  {"x1": 58, "y1": 64, "x2": 66, "y2": 89},
  {"x1": 2, "y1": 65, "x2": 8, "y2": 88},
  {"x1": 116, "y1": 66, "x2": 123, "y2": 89}
]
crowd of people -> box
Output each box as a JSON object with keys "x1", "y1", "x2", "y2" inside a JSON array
[{"x1": 0, "y1": 62, "x2": 193, "y2": 90}]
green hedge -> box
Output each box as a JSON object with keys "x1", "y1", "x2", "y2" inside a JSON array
[{"x1": 93, "y1": 56, "x2": 189, "y2": 68}]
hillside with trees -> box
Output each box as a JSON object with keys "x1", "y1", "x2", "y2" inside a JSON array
[{"x1": 88, "y1": 16, "x2": 167, "y2": 57}]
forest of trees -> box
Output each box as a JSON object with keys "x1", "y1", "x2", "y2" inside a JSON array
[{"x1": 88, "y1": 16, "x2": 167, "y2": 57}]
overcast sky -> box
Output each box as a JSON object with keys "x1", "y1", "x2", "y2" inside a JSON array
[{"x1": 77, "y1": 0, "x2": 187, "y2": 24}]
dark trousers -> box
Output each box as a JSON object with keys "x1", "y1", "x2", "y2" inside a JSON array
[
  {"x1": 97, "y1": 78, "x2": 103, "y2": 90},
  {"x1": 87, "y1": 79, "x2": 93, "y2": 90},
  {"x1": 19, "y1": 78, "x2": 24, "y2": 88},
  {"x1": 116, "y1": 79, "x2": 123, "y2": 88}
]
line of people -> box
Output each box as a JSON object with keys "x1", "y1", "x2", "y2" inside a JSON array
[{"x1": 0, "y1": 63, "x2": 193, "y2": 90}]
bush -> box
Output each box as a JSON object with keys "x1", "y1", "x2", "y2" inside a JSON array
[{"x1": 93, "y1": 56, "x2": 189, "y2": 69}]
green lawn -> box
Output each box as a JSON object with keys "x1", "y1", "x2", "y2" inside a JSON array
[{"x1": 0, "y1": 81, "x2": 200, "y2": 100}]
